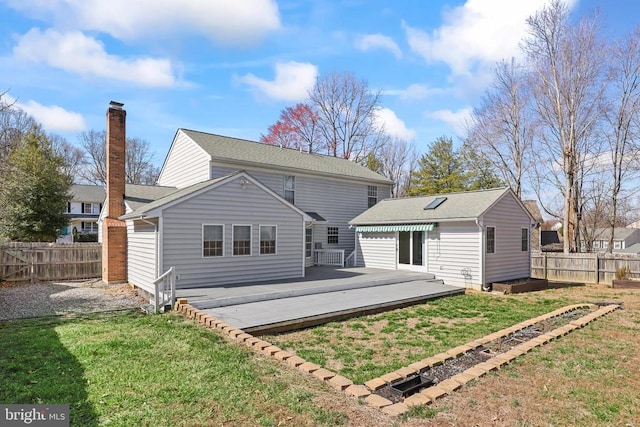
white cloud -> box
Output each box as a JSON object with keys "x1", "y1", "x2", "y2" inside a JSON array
[
  {"x1": 5, "y1": 0, "x2": 281, "y2": 46},
  {"x1": 237, "y1": 61, "x2": 318, "y2": 101},
  {"x1": 13, "y1": 29, "x2": 177, "y2": 87},
  {"x1": 426, "y1": 107, "x2": 472, "y2": 135},
  {"x1": 355, "y1": 34, "x2": 402, "y2": 59},
  {"x1": 375, "y1": 108, "x2": 415, "y2": 141},
  {"x1": 404, "y1": 0, "x2": 578, "y2": 77},
  {"x1": 383, "y1": 83, "x2": 447, "y2": 101},
  {"x1": 4, "y1": 94, "x2": 86, "y2": 132}
]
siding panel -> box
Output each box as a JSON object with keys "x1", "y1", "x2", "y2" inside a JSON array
[
  {"x1": 482, "y1": 193, "x2": 532, "y2": 283},
  {"x1": 161, "y1": 176, "x2": 305, "y2": 288},
  {"x1": 127, "y1": 219, "x2": 157, "y2": 294},
  {"x1": 210, "y1": 163, "x2": 392, "y2": 255},
  {"x1": 356, "y1": 232, "x2": 396, "y2": 269},
  {"x1": 157, "y1": 131, "x2": 210, "y2": 188},
  {"x1": 426, "y1": 222, "x2": 481, "y2": 287}
]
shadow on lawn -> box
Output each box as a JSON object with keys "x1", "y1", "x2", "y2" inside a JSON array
[{"x1": 0, "y1": 317, "x2": 99, "y2": 426}]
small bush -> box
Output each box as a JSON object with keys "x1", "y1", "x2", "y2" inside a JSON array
[{"x1": 615, "y1": 264, "x2": 631, "y2": 280}]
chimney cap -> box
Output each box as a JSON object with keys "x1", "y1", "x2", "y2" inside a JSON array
[{"x1": 109, "y1": 101, "x2": 124, "y2": 109}]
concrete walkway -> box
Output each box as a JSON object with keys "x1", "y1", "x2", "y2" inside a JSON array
[{"x1": 177, "y1": 267, "x2": 463, "y2": 333}]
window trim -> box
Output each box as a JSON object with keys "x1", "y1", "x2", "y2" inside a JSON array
[
  {"x1": 367, "y1": 185, "x2": 378, "y2": 208},
  {"x1": 202, "y1": 224, "x2": 224, "y2": 258},
  {"x1": 232, "y1": 224, "x2": 252, "y2": 256},
  {"x1": 82, "y1": 202, "x2": 93, "y2": 214},
  {"x1": 614, "y1": 240, "x2": 622, "y2": 250},
  {"x1": 327, "y1": 226, "x2": 339, "y2": 245},
  {"x1": 486, "y1": 226, "x2": 495, "y2": 254},
  {"x1": 521, "y1": 228, "x2": 529, "y2": 252},
  {"x1": 259, "y1": 225, "x2": 277, "y2": 255},
  {"x1": 283, "y1": 175, "x2": 295, "y2": 204}
]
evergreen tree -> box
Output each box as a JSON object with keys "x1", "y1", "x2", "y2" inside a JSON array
[
  {"x1": 0, "y1": 130, "x2": 72, "y2": 241},
  {"x1": 408, "y1": 136, "x2": 466, "y2": 196},
  {"x1": 460, "y1": 142, "x2": 505, "y2": 190}
]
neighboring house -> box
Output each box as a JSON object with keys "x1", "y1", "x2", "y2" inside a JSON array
[
  {"x1": 349, "y1": 187, "x2": 535, "y2": 289},
  {"x1": 57, "y1": 184, "x2": 105, "y2": 243},
  {"x1": 100, "y1": 102, "x2": 393, "y2": 294},
  {"x1": 587, "y1": 228, "x2": 640, "y2": 252}
]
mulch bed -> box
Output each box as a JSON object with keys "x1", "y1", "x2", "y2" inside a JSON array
[{"x1": 375, "y1": 307, "x2": 593, "y2": 403}]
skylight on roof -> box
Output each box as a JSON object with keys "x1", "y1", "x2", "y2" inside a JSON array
[{"x1": 424, "y1": 196, "x2": 447, "y2": 210}]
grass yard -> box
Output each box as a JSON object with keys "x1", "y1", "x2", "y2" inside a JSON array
[
  {"x1": 1, "y1": 284, "x2": 638, "y2": 426},
  {"x1": 0, "y1": 311, "x2": 387, "y2": 426},
  {"x1": 265, "y1": 284, "x2": 640, "y2": 426}
]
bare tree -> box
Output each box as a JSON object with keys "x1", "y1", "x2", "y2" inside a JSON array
[
  {"x1": 376, "y1": 137, "x2": 417, "y2": 197},
  {"x1": 466, "y1": 58, "x2": 534, "y2": 198},
  {"x1": 603, "y1": 26, "x2": 640, "y2": 252},
  {"x1": 48, "y1": 133, "x2": 85, "y2": 181},
  {"x1": 260, "y1": 103, "x2": 323, "y2": 153},
  {"x1": 0, "y1": 105, "x2": 37, "y2": 162},
  {"x1": 79, "y1": 130, "x2": 159, "y2": 185},
  {"x1": 524, "y1": 0, "x2": 608, "y2": 253},
  {"x1": 309, "y1": 71, "x2": 384, "y2": 161}
]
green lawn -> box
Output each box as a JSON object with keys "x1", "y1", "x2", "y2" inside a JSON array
[
  {"x1": 0, "y1": 311, "x2": 349, "y2": 426},
  {"x1": 264, "y1": 292, "x2": 576, "y2": 383}
]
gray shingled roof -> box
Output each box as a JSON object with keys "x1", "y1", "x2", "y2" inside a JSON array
[
  {"x1": 124, "y1": 183, "x2": 178, "y2": 211},
  {"x1": 70, "y1": 184, "x2": 105, "y2": 203},
  {"x1": 592, "y1": 227, "x2": 640, "y2": 241},
  {"x1": 349, "y1": 187, "x2": 513, "y2": 225},
  {"x1": 180, "y1": 129, "x2": 393, "y2": 185},
  {"x1": 120, "y1": 173, "x2": 239, "y2": 220}
]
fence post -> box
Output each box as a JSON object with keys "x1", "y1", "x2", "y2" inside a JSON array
[
  {"x1": 543, "y1": 253, "x2": 547, "y2": 280},
  {"x1": 594, "y1": 254, "x2": 599, "y2": 284}
]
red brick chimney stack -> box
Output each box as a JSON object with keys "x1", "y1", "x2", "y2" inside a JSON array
[{"x1": 102, "y1": 101, "x2": 127, "y2": 283}]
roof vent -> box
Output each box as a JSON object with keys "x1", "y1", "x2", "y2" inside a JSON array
[{"x1": 424, "y1": 196, "x2": 447, "y2": 210}]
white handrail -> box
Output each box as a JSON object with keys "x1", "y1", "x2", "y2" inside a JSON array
[
  {"x1": 153, "y1": 266, "x2": 176, "y2": 314},
  {"x1": 345, "y1": 249, "x2": 356, "y2": 267}
]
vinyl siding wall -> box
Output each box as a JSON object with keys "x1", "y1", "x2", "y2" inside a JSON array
[
  {"x1": 161, "y1": 176, "x2": 305, "y2": 288},
  {"x1": 426, "y1": 222, "x2": 481, "y2": 287},
  {"x1": 355, "y1": 232, "x2": 396, "y2": 269},
  {"x1": 210, "y1": 163, "x2": 391, "y2": 254},
  {"x1": 127, "y1": 219, "x2": 158, "y2": 294},
  {"x1": 482, "y1": 193, "x2": 532, "y2": 283},
  {"x1": 157, "y1": 131, "x2": 210, "y2": 188}
]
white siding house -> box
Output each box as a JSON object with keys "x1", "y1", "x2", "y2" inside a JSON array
[
  {"x1": 155, "y1": 129, "x2": 392, "y2": 267},
  {"x1": 57, "y1": 184, "x2": 105, "y2": 243},
  {"x1": 121, "y1": 172, "x2": 312, "y2": 293},
  {"x1": 349, "y1": 188, "x2": 535, "y2": 290}
]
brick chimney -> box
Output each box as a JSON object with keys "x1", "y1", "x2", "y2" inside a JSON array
[{"x1": 102, "y1": 101, "x2": 127, "y2": 283}]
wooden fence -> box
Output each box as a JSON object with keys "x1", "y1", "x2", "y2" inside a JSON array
[
  {"x1": 531, "y1": 252, "x2": 640, "y2": 285},
  {"x1": 0, "y1": 242, "x2": 102, "y2": 282}
]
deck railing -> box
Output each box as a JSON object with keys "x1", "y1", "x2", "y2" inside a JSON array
[
  {"x1": 345, "y1": 250, "x2": 356, "y2": 267},
  {"x1": 152, "y1": 266, "x2": 176, "y2": 314},
  {"x1": 314, "y1": 249, "x2": 345, "y2": 267}
]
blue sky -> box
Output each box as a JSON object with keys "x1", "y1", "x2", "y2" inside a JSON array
[{"x1": 1, "y1": 0, "x2": 638, "y2": 165}]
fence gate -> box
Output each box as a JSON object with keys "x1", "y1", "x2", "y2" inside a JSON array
[
  {"x1": 0, "y1": 248, "x2": 33, "y2": 281},
  {"x1": 0, "y1": 243, "x2": 102, "y2": 282}
]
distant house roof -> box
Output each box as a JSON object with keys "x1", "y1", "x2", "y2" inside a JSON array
[
  {"x1": 124, "y1": 183, "x2": 178, "y2": 211},
  {"x1": 620, "y1": 243, "x2": 640, "y2": 254},
  {"x1": 591, "y1": 227, "x2": 640, "y2": 241},
  {"x1": 70, "y1": 184, "x2": 104, "y2": 203},
  {"x1": 179, "y1": 129, "x2": 393, "y2": 185},
  {"x1": 349, "y1": 187, "x2": 525, "y2": 225}
]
